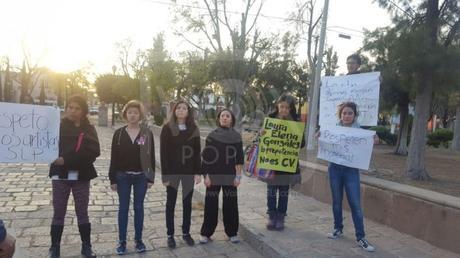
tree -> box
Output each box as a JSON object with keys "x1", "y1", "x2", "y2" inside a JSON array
[
  {"x1": 2, "y1": 58, "x2": 13, "y2": 102},
  {"x1": 146, "y1": 33, "x2": 178, "y2": 107},
  {"x1": 452, "y1": 93, "x2": 460, "y2": 151},
  {"x1": 375, "y1": 0, "x2": 460, "y2": 180},
  {"x1": 39, "y1": 80, "x2": 46, "y2": 105},
  {"x1": 174, "y1": 0, "x2": 271, "y2": 130},
  {"x1": 362, "y1": 27, "x2": 413, "y2": 155}
]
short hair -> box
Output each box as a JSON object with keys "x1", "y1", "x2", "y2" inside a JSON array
[
  {"x1": 337, "y1": 101, "x2": 359, "y2": 119},
  {"x1": 216, "y1": 109, "x2": 236, "y2": 128},
  {"x1": 346, "y1": 54, "x2": 362, "y2": 66},
  {"x1": 122, "y1": 100, "x2": 145, "y2": 120}
]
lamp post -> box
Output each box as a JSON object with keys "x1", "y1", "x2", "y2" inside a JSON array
[{"x1": 306, "y1": 0, "x2": 330, "y2": 150}]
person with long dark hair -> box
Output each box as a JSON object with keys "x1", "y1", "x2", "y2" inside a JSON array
[
  {"x1": 49, "y1": 95, "x2": 100, "y2": 258},
  {"x1": 263, "y1": 94, "x2": 305, "y2": 231},
  {"x1": 109, "y1": 100, "x2": 155, "y2": 255},
  {"x1": 160, "y1": 101, "x2": 201, "y2": 248},
  {"x1": 199, "y1": 109, "x2": 244, "y2": 244}
]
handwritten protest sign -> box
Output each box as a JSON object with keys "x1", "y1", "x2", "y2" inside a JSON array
[
  {"x1": 319, "y1": 72, "x2": 380, "y2": 126},
  {"x1": 258, "y1": 118, "x2": 305, "y2": 173},
  {"x1": 0, "y1": 102, "x2": 60, "y2": 163},
  {"x1": 317, "y1": 126, "x2": 375, "y2": 170}
]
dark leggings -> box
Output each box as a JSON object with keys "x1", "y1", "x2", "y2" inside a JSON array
[{"x1": 52, "y1": 180, "x2": 90, "y2": 225}]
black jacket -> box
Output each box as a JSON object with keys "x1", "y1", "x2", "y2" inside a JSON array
[
  {"x1": 160, "y1": 123, "x2": 201, "y2": 182},
  {"x1": 49, "y1": 118, "x2": 100, "y2": 181},
  {"x1": 109, "y1": 125, "x2": 155, "y2": 184},
  {"x1": 201, "y1": 127, "x2": 244, "y2": 185}
]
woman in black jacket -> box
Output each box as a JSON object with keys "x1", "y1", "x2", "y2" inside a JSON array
[
  {"x1": 199, "y1": 109, "x2": 244, "y2": 244},
  {"x1": 109, "y1": 100, "x2": 155, "y2": 255},
  {"x1": 160, "y1": 101, "x2": 201, "y2": 248},
  {"x1": 49, "y1": 95, "x2": 100, "y2": 258}
]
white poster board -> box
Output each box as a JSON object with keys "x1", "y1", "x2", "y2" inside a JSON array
[
  {"x1": 320, "y1": 72, "x2": 380, "y2": 126},
  {"x1": 317, "y1": 126, "x2": 375, "y2": 170},
  {"x1": 0, "y1": 102, "x2": 60, "y2": 163}
]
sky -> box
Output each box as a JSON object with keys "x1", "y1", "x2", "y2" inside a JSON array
[{"x1": 0, "y1": 0, "x2": 392, "y2": 79}]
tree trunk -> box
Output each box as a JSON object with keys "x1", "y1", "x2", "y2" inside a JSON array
[
  {"x1": 395, "y1": 102, "x2": 409, "y2": 155},
  {"x1": 406, "y1": 78, "x2": 432, "y2": 180},
  {"x1": 452, "y1": 105, "x2": 460, "y2": 151}
]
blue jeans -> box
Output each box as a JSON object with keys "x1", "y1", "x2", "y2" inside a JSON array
[
  {"x1": 116, "y1": 173, "x2": 148, "y2": 242},
  {"x1": 328, "y1": 163, "x2": 365, "y2": 240},
  {"x1": 267, "y1": 185, "x2": 290, "y2": 217}
]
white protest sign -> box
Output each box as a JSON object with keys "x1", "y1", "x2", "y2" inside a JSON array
[
  {"x1": 0, "y1": 102, "x2": 60, "y2": 163},
  {"x1": 320, "y1": 72, "x2": 380, "y2": 126},
  {"x1": 317, "y1": 126, "x2": 375, "y2": 170}
]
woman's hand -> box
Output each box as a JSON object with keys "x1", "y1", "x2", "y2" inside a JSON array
[
  {"x1": 52, "y1": 157, "x2": 64, "y2": 166},
  {"x1": 163, "y1": 181, "x2": 170, "y2": 187},
  {"x1": 147, "y1": 182, "x2": 154, "y2": 189},
  {"x1": 204, "y1": 175, "x2": 211, "y2": 188},
  {"x1": 110, "y1": 184, "x2": 117, "y2": 191},
  {"x1": 315, "y1": 131, "x2": 321, "y2": 139},
  {"x1": 260, "y1": 129, "x2": 266, "y2": 136},
  {"x1": 194, "y1": 175, "x2": 201, "y2": 184},
  {"x1": 374, "y1": 134, "x2": 380, "y2": 144},
  {"x1": 233, "y1": 176, "x2": 241, "y2": 187}
]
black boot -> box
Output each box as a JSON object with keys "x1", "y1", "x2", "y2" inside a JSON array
[
  {"x1": 78, "y1": 223, "x2": 96, "y2": 258},
  {"x1": 49, "y1": 225, "x2": 64, "y2": 258},
  {"x1": 266, "y1": 212, "x2": 276, "y2": 231}
]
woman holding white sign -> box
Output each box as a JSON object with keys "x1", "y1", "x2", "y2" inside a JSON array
[
  {"x1": 49, "y1": 95, "x2": 100, "y2": 258},
  {"x1": 262, "y1": 94, "x2": 305, "y2": 231},
  {"x1": 319, "y1": 101, "x2": 377, "y2": 252}
]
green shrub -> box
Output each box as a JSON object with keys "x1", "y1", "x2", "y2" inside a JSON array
[
  {"x1": 369, "y1": 126, "x2": 397, "y2": 145},
  {"x1": 427, "y1": 128, "x2": 453, "y2": 148}
]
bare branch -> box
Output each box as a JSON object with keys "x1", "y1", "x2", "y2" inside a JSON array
[
  {"x1": 246, "y1": 0, "x2": 264, "y2": 36},
  {"x1": 443, "y1": 17, "x2": 460, "y2": 47},
  {"x1": 174, "y1": 31, "x2": 207, "y2": 51}
]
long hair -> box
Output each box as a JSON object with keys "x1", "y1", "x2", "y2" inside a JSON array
[
  {"x1": 65, "y1": 94, "x2": 90, "y2": 125},
  {"x1": 269, "y1": 94, "x2": 299, "y2": 121},
  {"x1": 166, "y1": 100, "x2": 196, "y2": 135}
]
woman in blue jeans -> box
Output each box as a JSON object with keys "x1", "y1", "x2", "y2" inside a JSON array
[
  {"x1": 321, "y1": 101, "x2": 378, "y2": 252},
  {"x1": 261, "y1": 94, "x2": 304, "y2": 231},
  {"x1": 109, "y1": 100, "x2": 155, "y2": 255}
]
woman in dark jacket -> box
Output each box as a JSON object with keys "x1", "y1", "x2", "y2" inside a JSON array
[
  {"x1": 49, "y1": 95, "x2": 100, "y2": 258},
  {"x1": 160, "y1": 101, "x2": 201, "y2": 248},
  {"x1": 109, "y1": 100, "x2": 155, "y2": 255},
  {"x1": 199, "y1": 109, "x2": 244, "y2": 244},
  {"x1": 263, "y1": 94, "x2": 305, "y2": 231}
]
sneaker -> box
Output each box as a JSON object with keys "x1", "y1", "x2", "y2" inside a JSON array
[
  {"x1": 357, "y1": 238, "x2": 376, "y2": 252},
  {"x1": 229, "y1": 236, "x2": 240, "y2": 243},
  {"x1": 116, "y1": 241, "x2": 127, "y2": 255},
  {"x1": 199, "y1": 235, "x2": 209, "y2": 244},
  {"x1": 167, "y1": 236, "x2": 176, "y2": 249},
  {"x1": 182, "y1": 234, "x2": 195, "y2": 246},
  {"x1": 327, "y1": 229, "x2": 343, "y2": 239},
  {"x1": 135, "y1": 240, "x2": 146, "y2": 253}
]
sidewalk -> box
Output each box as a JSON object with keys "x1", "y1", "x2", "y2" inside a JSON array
[
  {"x1": 0, "y1": 125, "x2": 262, "y2": 258},
  {"x1": 0, "y1": 125, "x2": 457, "y2": 257},
  {"x1": 151, "y1": 128, "x2": 459, "y2": 258}
]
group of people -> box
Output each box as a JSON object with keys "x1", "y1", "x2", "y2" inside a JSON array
[{"x1": 41, "y1": 54, "x2": 375, "y2": 258}]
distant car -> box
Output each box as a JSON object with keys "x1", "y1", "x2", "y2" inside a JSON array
[{"x1": 89, "y1": 106, "x2": 99, "y2": 115}]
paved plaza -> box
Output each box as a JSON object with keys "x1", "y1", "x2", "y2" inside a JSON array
[{"x1": 0, "y1": 125, "x2": 457, "y2": 257}]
